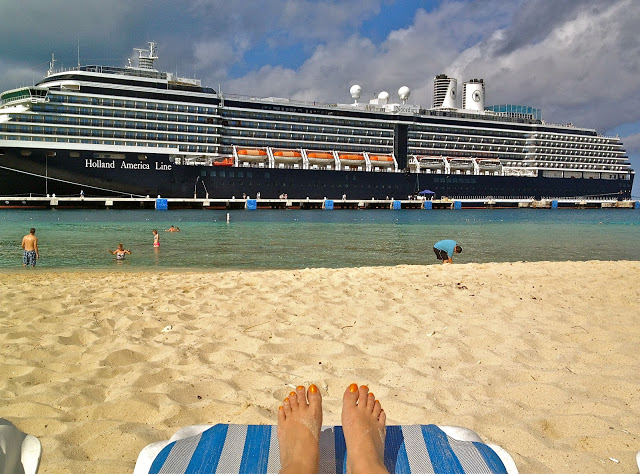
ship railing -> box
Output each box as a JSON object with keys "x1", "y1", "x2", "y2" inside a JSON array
[{"x1": 219, "y1": 93, "x2": 388, "y2": 113}]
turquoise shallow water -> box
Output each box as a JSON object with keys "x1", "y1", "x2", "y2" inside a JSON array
[{"x1": 1, "y1": 208, "x2": 639, "y2": 270}]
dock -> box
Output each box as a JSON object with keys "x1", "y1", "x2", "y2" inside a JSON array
[{"x1": 1, "y1": 195, "x2": 638, "y2": 210}]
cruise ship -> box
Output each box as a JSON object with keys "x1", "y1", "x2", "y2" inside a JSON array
[{"x1": 0, "y1": 43, "x2": 634, "y2": 200}]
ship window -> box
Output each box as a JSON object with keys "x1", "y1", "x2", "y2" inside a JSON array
[{"x1": 219, "y1": 170, "x2": 225, "y2": 177}]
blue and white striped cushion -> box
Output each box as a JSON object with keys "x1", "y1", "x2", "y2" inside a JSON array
[{"x1": 148, "y1": 424, "x2": 508, "y2": 474}]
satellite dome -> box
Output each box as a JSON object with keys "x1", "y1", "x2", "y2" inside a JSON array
[
  {"x1": 398, "y1": 86, "x2": 411, "y2": 101},
  {"x1": 350, "y1": 85, "x2": 362, "y2": 100},
  {"x1": 378, "y1": 91, "x2": 390, "y2": 100}
]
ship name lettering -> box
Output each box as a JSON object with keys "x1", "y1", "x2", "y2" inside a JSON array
[
  {"x1": 155, "y1": 162, "x2": 172, "y2": 170},
  {"x1": 120, "y1": 162, "x2": 150, "y2": 170},
  {"x1": 85, "y1": 159, "x2": 115, "y2": 169}
]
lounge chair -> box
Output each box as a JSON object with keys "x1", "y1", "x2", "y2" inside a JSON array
[
  {"x1": 134, "y1": 424, "x2": 518, "y2": 473},
  {"x1": 0, "y1": 418, "x2": 42, "y2": 474}
]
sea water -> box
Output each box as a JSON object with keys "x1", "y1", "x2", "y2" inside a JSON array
[{"x1": 0, "y1": 208, "x2": 639, "y2": 270}]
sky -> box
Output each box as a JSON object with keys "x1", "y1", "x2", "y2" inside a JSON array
[{"x1": 1, "y1": 0, "x2": 638, "y2": 195}]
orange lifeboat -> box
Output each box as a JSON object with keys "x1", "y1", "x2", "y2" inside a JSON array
[
  {"x1": 306, "y1": 152, "x2": 335, "y2": 164},
  {"x1": 236, "y1": 149, "x2": 268, "y2": 162},
  {"x1": 369, "y1": 155, "x2": 394, "y2": 167},
  {"x1": 307, "y1": 152, "x2": 333, "y2": 159},
  {"x1": 237, "y1": 149, "x2": 267, "y2": 156},
  {"x1": 273, "y1": 150, "x2": 302, "y2": 158},
  {"x1": 339, "y1": 154, "x2": 365, "y2": 167},
  {"x1": 214, "y1": 157, "x2": 234, "y2": 167},
  {"x1": 273, "y1": 149, "x2": 303, "y2": 164},
  {"x1": 369, "y1": 155, "x2": 393, "y2": 162}
]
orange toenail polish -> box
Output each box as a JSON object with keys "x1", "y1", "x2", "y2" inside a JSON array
[
  {"x1": 289, "y1": 391, "x2": 296, "y2": 397},
  {"x1": 284, "y1": 397, "x2": 289, "y2": 403},
  {"x1": 297, "y1": 385, "x2": 304, "y2": 390},
  {"x1": 369, "y1": 393, "x2": 375, "y2": 399},
  {"x1": 349, "y1": 383, "x2": 358, "y2": 392},
  {"x1": 309, "y1": 384, "x2": 318, "y2": 393},
  {"x1": 279, "y1": 406, "x2": 283, "y2": 410},
  {"x1": 360, "y1": 385, "x2": 368, "y2": 390},
  {"x1": 375, "y1": 400, "x2": 380, "y2": 404}
]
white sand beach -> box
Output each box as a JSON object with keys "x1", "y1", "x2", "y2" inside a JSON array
[{"x1": 1, "y1": 261, "x2": 639, "y2": 473}]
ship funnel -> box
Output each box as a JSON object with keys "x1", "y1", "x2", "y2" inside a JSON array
[
  {"x1": 462, "y1": 78, "x2": 485, "y2": 111},
  {"x1": 433, "y1": 74, "x2": 457, "y2": 108}
]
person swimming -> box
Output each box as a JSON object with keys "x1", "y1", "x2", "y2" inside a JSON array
[
  {"x1": 277, "y1": 383, "x2": 388, "y2": 473},
  {"x1": 108, "y1": 243, "x2": 131, "y2": 260}
]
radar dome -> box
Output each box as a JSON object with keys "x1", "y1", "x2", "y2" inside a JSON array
[
  {"x1": 398, "y1": 86, "x2": 411, "y2": 102},
  {"x1": 378, "y1": 91, "x2": 390, "y2": 100},
  {"x1": 350, "y1": 85, "x2": 362, "y2": 100}
]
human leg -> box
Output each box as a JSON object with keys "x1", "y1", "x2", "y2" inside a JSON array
[
  {"x1": 277, "y1": 384, "x2": 322, "y2": 474},
  {"x1": 341, "y1": 383, "x2": 388, "y2": 474}
]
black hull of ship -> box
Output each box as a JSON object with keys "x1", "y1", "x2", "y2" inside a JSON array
[{"x1": 0, "y1": 147, "x2": 633, "y2": 201}]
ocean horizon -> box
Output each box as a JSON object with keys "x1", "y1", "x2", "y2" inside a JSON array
[{"x1": 1, "y1": 208, "x2": 639, "y2": 271}]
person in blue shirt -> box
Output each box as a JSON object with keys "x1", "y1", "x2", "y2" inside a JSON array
[{"x1": 433, "y1": 239, "x2": 462, "y2": 264}]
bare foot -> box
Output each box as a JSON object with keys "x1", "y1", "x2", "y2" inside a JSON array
[
  {"x1": 342, "y1": 383, "x2": 388, "y2": 474},
  {"x1": 277, "y1": 384, "x2": 322, "y2": 474}
]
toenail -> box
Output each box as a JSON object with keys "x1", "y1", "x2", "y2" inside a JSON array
[
  {"x1": 289, "y1": 391, "x2": 296, "y2": 397},
  {"x1": 284, "y1": 397, "x2": 289, "y2": 403},
  {"x1": 309, "y1": 384, "x2": 318, "y2": 393},
  {"x1": 297, "y1": 385, "x2": 304, "y2": 390},
  {"x1": 279, "y1": 406, "x2": 283, "y2": 410},
  {"x1": 369, "y1": 392, "x2": 375, "y2": 399},
  {"x1": 349, "y1": 383, "x2": 358, "y2": 393},
  {"x1": 360, "y1": 385, "x2": 368, "y2": 390}
]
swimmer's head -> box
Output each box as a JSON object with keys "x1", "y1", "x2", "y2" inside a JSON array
[
  {"x1": 117, "y1": 243, "x2": 124, "y2": 249},
  {"x1": 454, "y1": 245, "x2": 462, "y2": 254},
  {"x1": 30, "y1": 228, "x2": 36, "y2": 234},
  {"x1": 152, "y1": 229, "x2": 158, "y2": 234}
]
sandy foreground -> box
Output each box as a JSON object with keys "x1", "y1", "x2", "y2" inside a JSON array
[{"x1": 1, "y1": 261, "x2": 639, "y2": 473}]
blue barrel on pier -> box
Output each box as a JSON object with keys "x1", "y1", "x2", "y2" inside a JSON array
[
  {"x1": 155, "y1": 198, "x2": 168, "y2": 210},
  {"x1": 323, "y1": 200, "x2": 334, "y2": 210},
  {"x1": 635, "y1": 201, "x2": 639, "y2": 210},
  {"x1": 551, "y1": 200, "x2": 558, "y2": 209},
  {"x1": 246, "y1": 199, "x2": 257, "y2": 210},
  {"x1": 453, "y1": 201, "x2": 462, "y2": 210},
  {"x1": 392, "y1": 200, "x2": 402, "y2": 210},
  {"x1": 423, "y1": 201, "x2": 433, "y2": 210}
]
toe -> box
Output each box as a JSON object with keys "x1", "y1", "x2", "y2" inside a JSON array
[
  {"x1": 278, "y1": 405, "x2": 286, "y2": 422},
  {"x1": 357, "y1": 385, "x2": 370, "y2": 409},
  {"x1": 378, "y1": 408, "x2": 386, "y2": 425},
  {"x1": 283, "y1": 397, "x2": 292, "y2": 416},
  {"x1": 308, "y1": 384, "x2": 322, "y2": 409},
  {"x1": 373, "y1": 400, "x2": 382, "y2": 418},
  {"x1": 367, "y1": 392, "x2": 376, "y2": 410},
  {"x1": 343, "y1": 383, "x2": 359, "y2": 407},
  {"x1": 296, "y1": 385, "x2": 307, "y2": 406},
  {"x1": 288, "y1": 391, "x2": 298, "y2": 411}
]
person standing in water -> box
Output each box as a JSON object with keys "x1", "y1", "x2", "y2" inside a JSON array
[
  {"x1": 152, "y1": 229, "x2": 160, "y2": 247},
  {"x1": 107, "y1": 243, "x2": 131, "y2": 260},
  {"x1": 21, "y1": 228, "x2": 39, "y2": 267}
]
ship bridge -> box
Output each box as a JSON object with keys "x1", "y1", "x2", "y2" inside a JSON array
[{"x1": 0, "y1": 87, "x2": 49, "y2": 107}]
